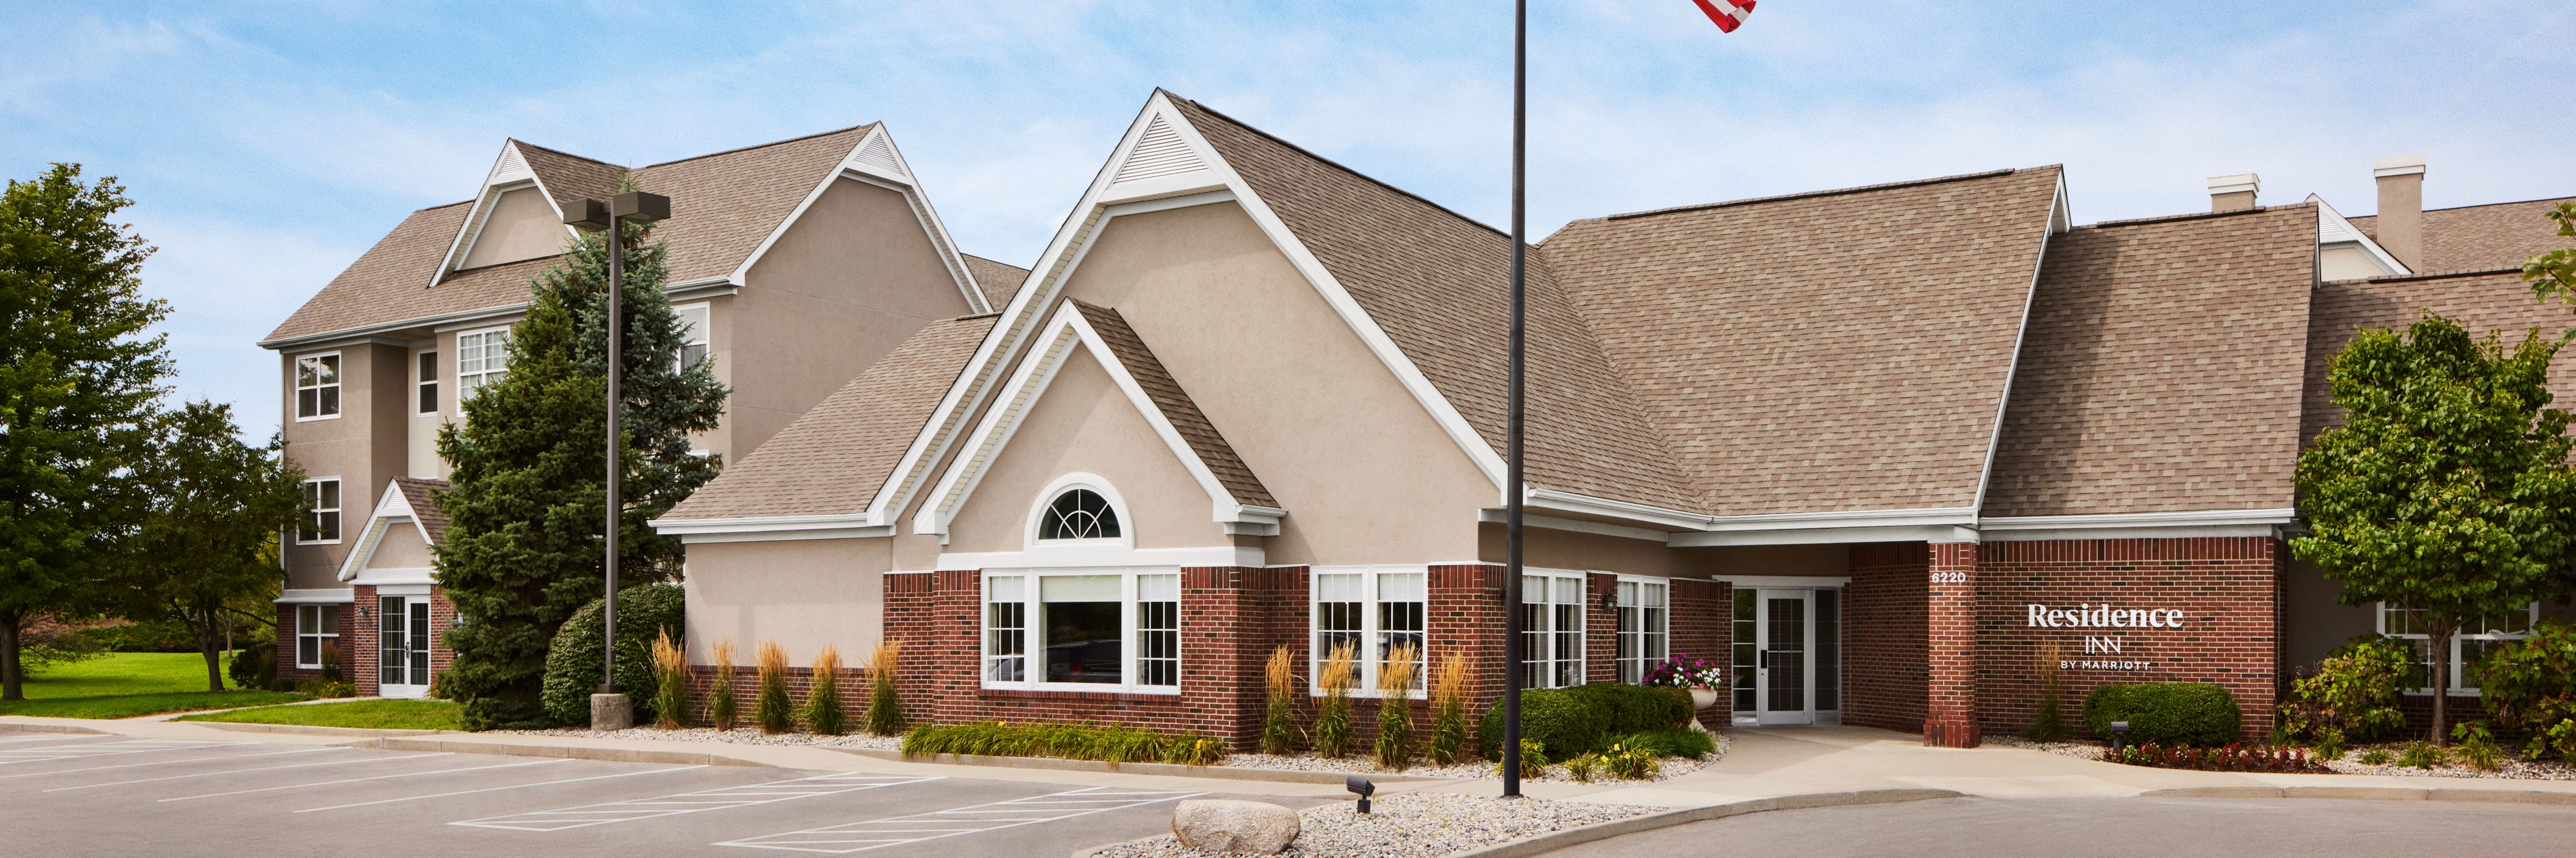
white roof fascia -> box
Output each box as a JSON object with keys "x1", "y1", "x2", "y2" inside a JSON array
[
  {"x1": 334, "y1": 480, "x2": 437, "y2": 583},
  {"x1": 276, "y1": 588, "x2": 356, "y2": 605},
  {"x1": 1970, "y1": 175, "x2": 2066, "y2": 516},
  {"x1": 2306, "y1": 194, "x2": 2412, "y2": 277},
  {"x1": 645, "y1": 512, "x2": 893, "y2": 543},
  {"x1": 258, "y1": 275, "x2": 743, "y2": 351},
  {"x1": 428, "y1": 140, "x2": 578, "y2": 290},
  {"x1": 1978, "y1": 508, "x2": 2297, "y2": 543}
]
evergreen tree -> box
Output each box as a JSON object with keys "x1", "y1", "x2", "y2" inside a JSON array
[
  {"x1": 433, "y1": 207, "x2": 726, "y2": 730},
  {"x1": 114, "y1": 401, "x2": 306, "y2": 692},
  {"x1": 0, "y1": 164, "x2": 170, "y2": 701}
]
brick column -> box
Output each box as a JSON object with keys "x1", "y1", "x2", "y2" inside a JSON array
[
  {"x1": 1429, "y1": 564, "x2": 1508, "y2": 733},
  {"x1": 1584, "y1": 572, "x2": 1618, "y2": 685},
  {"x1": 350, "y1": 584, "x2": 379, "y2": 696},
  {"x1": 1670, "y1": 577, "x2": 1728, "y2": 727},
  {"x1": 1924, "y1": 542, "x2": 1980, "y2": 747}
]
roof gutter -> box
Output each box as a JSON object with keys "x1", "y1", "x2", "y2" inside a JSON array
[{"x1": 258, "y1": 274, "x2": 740, "y2": 350}]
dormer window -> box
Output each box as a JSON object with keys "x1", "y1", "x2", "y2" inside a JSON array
[{"x1": 1037, "y1": 489, "x2": 1119, "y2": 540}]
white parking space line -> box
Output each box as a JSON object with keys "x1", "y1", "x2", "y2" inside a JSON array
[
  {"x1": 0, "y1": 739, "x2": 243, "y2": 765},
  {"x1": 298, "y1": 764, "x2": 710, "y2": 813},
  {"x1": 715, "y1": 786, "x2": 1204, "y2": 854},
  {"x1": 43, "y1": 751, "x2": 448, "y2": 792},
  {"x1": 0, "y1": 734, "x2": 103, "y2": 743},
  {"x1": 451, "y1": 772, "x2": 941, "y2": 832},
  {"x1": 162, "y1": 756, "x2": 571, "y2": 802},
  {"x1": 0, "y1": 745, "x2": 341, "y2": 781}
]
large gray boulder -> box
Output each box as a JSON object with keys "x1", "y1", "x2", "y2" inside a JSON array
[{"x1": 1171, "y1": 798, "x2": 1301, "y2": 854}]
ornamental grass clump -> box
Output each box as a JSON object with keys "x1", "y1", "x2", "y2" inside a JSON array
[
  {"x1": 1428, "y1": 653, "x2": 1470, "y2": 765},
  {"x1": 1260, "y1": 646, "x2": 1300, "y2": 755},
  {"x1": 754, "y1": 640, "x2": 793, "y2": 734},
  {"x1": 802, "y1": 645, "x2": 847, "y2": 736},
  {"x1": 2027, "y1": 640, "x2": 2069, "y2": 742},
  {"x1": 708, "y1": 639, "x2": 739, "y2": 729},
  {"x1": 1313, "y1": 641, "x2": 1358, "y2": 757},
  {"x1": 1373, "y1": 644, "x2": 1419, "y2": 769},
  {"x1": 864, "y1": 642, "x2": 905, "y2": 736},
  {"x1": 649, "y1": 629, "x2": 688, "y2": 729}
]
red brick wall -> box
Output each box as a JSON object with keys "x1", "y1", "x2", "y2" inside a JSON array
[
  {"x1": 1670, "y1": 577, "x2": 1729, "y2": 727},
  {"x1": 680, "y1": 663, "x2": 871, "y2": 729},
  {"x1": 274, "y1": 602, "x2": 347, "y2": 685},
  {"x1": 1585, "y1": 572, "x2": 1618, "y2": 685},
  {"x1": 1975, "y1": 537, "x2": 2280, "y2": 741},
  {"x1": 1925, "y1": 543, "x2": 1981, "y2": 747},
  {"x1": 1846, "y1": 543, "x2": 1930, "y2": 733},
  {"x1": 1430, "y1": 563, "x2": 1509, "y2": 734},
  {"x1": 347, "y1": 585, "x2": 455, "y2": 697}
]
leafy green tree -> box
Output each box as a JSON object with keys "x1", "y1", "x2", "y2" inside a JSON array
[
  {"x1": 433, "y1": 210, "x2": 726, "y2": 730},
  {"x1": 113, "y1": 401, "x2": 306, "y2": 692},
  {"x1": 2293, "y1": 313, "x2": 2576, "y2": 743},
  {"x1": 0, "y1": 164, "x2": 170, "y2": 701},
  {"x1": 2524, "y1": 203, "x2": 2576, "y2": 320}
]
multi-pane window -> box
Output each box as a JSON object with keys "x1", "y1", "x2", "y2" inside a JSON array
[
  {"x1": 2380, "y1": 602, "x2": 2537, "y2": 695},
  {"x1": 298, "y1": 478, "x2": 341, "y2": 543},
  {"x1": 416, "y1": 350, "x2": 439, "y2": 415},
  {"x1": 981, "y1": 570, "x2": 1179, "y2": 691},
  {"x1": 1521, "y1": 572, "x2": 1584, "y2": 689},
  {"x1": 1733, "y1": 590, "x2": 1757, "y2": 712},
  {"x1": 294, "y1": 604, "x2": 339, "y2": 669},
  {"x1": 456, "y1": 328, "x2": 511, "y2": 399},
  {"x1": 1616, "y1": 578, "x2": 1669, "y2": 684},
  {"x1": 675, "y1": 303, "x2": 712, "y2": 369},
  {"x1": 295, "y1": 353, "x2": 341, "y2": 420},
  {"x1": 1311, "y1": 566, "x2": 1426, "y2": 695},
  {"x1": 1037, "y1": 489, "x2": 1119, "y2": 540}
]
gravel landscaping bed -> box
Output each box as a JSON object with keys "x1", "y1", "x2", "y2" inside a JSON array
[
  {"x1": 1988, "y1": 734, "x2": 2576, "y2": 781},
  {"x1": 1220, "y1": 729, "x2": 1728, "y2": 782},
  {"x1": 489, "y1": 726, "x2": 903, "y2": 750},
  {"x1": 1088, "y1": 792, "x2": 1656, "y2": 858}
]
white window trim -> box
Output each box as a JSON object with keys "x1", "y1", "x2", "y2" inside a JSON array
[
  {"x1": 415, "y1": 348, "x2": 439, "y2": 416},
  {"x1": 294, "y1": 351, "x2": 342, "y2": 422},
  {"x1": 1309, "y1": 564, "x2": 1430, "y2": 699},
  {"x1": 1615, "y1": 574, "x2": 1671, "y2": 685},
  {"x1": 298, "y1": 477, "x2": 342, "y2": 545},
  {"x1": 1522, "y1": 568, "x2": 1587, "y2": 690},
  {"x1": 1023, "y1": 474, "x2": 1133, "y2": 551},
  {"x1": 2378, "y1": 602, "x2": 2539, "y2": 696},
  {"x1": 455, "y1": 324, "x2": 513, "y2": 401},
  {"x1": 294, "y1": 604, "x2": 339, "y2": 669},
  {"x1": 673, "y1": 301, "x2": 712, "y2": 371},
  {"x1": 980, "y1": 567, "x2": 1182, "y2": 695}
]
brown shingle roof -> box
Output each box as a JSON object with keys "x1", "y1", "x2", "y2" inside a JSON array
[
  {"x1": 1070, "y1": 301, "x2": 1275, "y2": 508},
  {"x1": 264, "y1": 124, "x2": 884, "y2": 344},
  {"x1": 2302, "y1": 270, "x2": 2575, "y2": 447},
  {"x1": 2349, "y1": 196, "x2": 2576, "y2": 275},
  {"x1": 1982, "y1": 206, "x2": 2317, "y2": 517},
  {"x1": 661, "y1": 315, "x2": 996, "y2": 521},
  {"x1": 1541, "y1": 167, "x2": 2064, "y2": 516},
  {"x1": 392, "y1": 476, "x2": 452, "y2": 545},
  {"x1": 1170, "y1": 97, "x2": 1698, "y2": 512},
  {"x1": 963, "y1": 254, "x2": 1030, "y2": 310}
]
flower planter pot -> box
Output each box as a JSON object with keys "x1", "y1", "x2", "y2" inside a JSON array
[{"x1": 1689, "y1": 688, "x2": 1721, "y2": 710}]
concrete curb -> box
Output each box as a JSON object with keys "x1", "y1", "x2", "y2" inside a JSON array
[
  {"x1": 2141, "y1": 785, "x2": 2576, "y2": 805},
  {"x1": 829, "y1": 747, "x2": 1449, "y2": 785},
  {"x1": 1070, "y1": 788, "x2": 1964, "y2": 858},
  {"x1": 365, "y1": 737, "x2": 773, "y2": 767},
  {"x1": 182, "y1": 722, "x2": 446, "y2": 739},
  {"x1": 0, "y1": 722, "x2": 109, "y2": 736}
]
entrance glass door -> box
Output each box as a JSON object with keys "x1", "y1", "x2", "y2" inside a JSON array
[
  {"x1": 1732, "y1": 587, "x2": 1842, "y2": 726},
  {"x1": 378, "y1": 595, "x2": 431, "y2": 698}
]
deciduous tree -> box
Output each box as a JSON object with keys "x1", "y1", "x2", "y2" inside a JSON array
[{"x1": 115, "y1": 401, "x2": 306, "y2": 692}]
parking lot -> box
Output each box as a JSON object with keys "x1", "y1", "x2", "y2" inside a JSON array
[{"x1": 0, "y1": 731, "x2": 1321, "y2": 857}]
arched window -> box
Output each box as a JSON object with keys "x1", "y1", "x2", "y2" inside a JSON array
[{"x1": 1037, "y1": 489, "x2": 1120, "y2": 540}]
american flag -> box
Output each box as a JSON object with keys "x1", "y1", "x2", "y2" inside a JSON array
[{"x1": 1692, "y1": 0, "x2": 1756, "y2": 32}]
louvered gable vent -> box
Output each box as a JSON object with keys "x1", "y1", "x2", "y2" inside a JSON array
[
  {"x1": 853, "y1": 132, "x2": 905, "y2": 176},
  {"x1": 1110, "y1": 115, "x2": 1206, "y2": 183}
]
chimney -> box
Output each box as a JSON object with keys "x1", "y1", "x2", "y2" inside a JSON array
[
  {"x1": 2373, "y1": 155, "x2": 2425, "y2": 271},
  {"x1": 2206, "y1": 173, "x2": 2260, "y2": 212}
]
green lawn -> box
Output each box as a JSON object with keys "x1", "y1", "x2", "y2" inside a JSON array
[
  {"x1": 176, "y1": 699, "x2": 460, "y2": 731},
  {"x1": 0, "y1": 651, "x2": 308, "y2": 719}
]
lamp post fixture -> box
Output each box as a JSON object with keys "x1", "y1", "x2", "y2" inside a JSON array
[{"x1": 564, "y1": 191, "x2": 670, "y2": 727}]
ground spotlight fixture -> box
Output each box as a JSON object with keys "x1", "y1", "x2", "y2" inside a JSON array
[
  {"x1": 2109, "y1": 720, "x2": 2130, "y2": 754},
  {"x1": 1345, "y1": 776, "x2": 1374, "y2": 814}
]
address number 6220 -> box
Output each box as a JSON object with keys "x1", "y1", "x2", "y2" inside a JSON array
[{"x1": 1930, "y1": 571, "x2": 1970, "y2": 584}]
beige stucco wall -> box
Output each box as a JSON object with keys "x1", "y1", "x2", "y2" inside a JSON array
[
  {"x1": 945, "y1": 350, "x2": 1226, "y2": 554},
  {"x1": 681, "y1": 538, "x2": 891, "y2": 666},
  {"x1": 280, "y1": 342, "x2": 412, "y2": 592},
  {"x1": 1039, "y1": 200, "x2": 1493, "y2": 565},
  {"x1": 366, "y1": 524, "x2": 435, "y2": 570},
  {"x1": 2318, "y1": 245, "x2": 2385, "y2": 282},
  {"x1": 406, "y1": 341, "x2": 442, "y2": 478},
  {"x1": 735, "y1": 178, "x2": 972, "y2": 456},
  {"x1": 460, "y1": 187, "x2": 569, "y2": 269}
]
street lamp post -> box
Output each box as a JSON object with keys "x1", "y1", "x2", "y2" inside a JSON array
[{"x1": 564, "y1": 190, "x2": 670, "y2": 730}]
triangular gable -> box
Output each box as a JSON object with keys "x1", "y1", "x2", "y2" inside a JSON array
[
  {"x1": 2306, "y1": 193, "x2": 2411, "y2": 277},
  {"x1": 429, "y1": 140, "x2": 590, "y2": 288},
  {"x1": 336, "y1": 479, "x2": 443, "y2": 584},
  {"x1": 723, "y1": 124, "x2": 992, "y2": 314},
  {"x1": 913, "y1": 299, "x2": 1285, "y2": 538},
  {"x1": 866, "y1": 89, "x2": 1502, "y2": 534}
]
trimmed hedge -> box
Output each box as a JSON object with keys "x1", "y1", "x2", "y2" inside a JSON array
[
  {"x1": 1477, "y1": 684, "x2": 1695, "y2": 760},
  {"x1": 2083, "y1": 682, "x2": 2240, "y2": 747},
  {"x1": 540, "y1": 584, "x2": 686, "y2": 726},
  {"x1": 902, "y1": 722, "x2": 1227, "y2": 766}
]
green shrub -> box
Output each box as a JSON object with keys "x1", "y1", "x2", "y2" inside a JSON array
[
  {"x1": 1492, "y1": 738, "x2": 1548, "y2": 779},
  {"x1": 2083, "y1": 682, "x2": 2240, "y2": 747},
  {"x1": 84, "y1": 619, "x2": 197, "y2": 653},
  {"x1": 1600, "y1": 741, "x2": 1662, "y2": 779},
  {"x1": 229, "y1": 640, "x2": 277, "y2": 691},
  {"x1": 2358, "y1": 747, "x2": 2392, "y2": 765},
  {"x1": 538, "y1": 584, "x2": 686, "y2": 726},
  {"x1": 2398, "y1": 740, "x2": 2443, "y2": 769},
  {"x1": 802, "y1": 646, "x2": 846, "y2": 736},
  {"x1": 2469, "y1": 620, "x2": 2576, "y2": 760},
  {"x1": 1565, "y1": 683, "x2": 1692, "y2": 732},
  {"x1": 901, "y1": 722, "x2": 1226, "y2": 765},
  {"x1": 1603, "y1": 727, "x2": 1716, "y2": 760},
  {"x1": 2311, "y1": 729, "x2": 2345, "y2": 762},
  {"x1": 1477, "y1": 687, "x2": 1615, "y2": 760},
  {"x1": 2452, "y1": 722, "x2": 2501, "y2": 772},
  {"x1": 2278, "y1": 635, "x2": 2410, "y2": 744}
]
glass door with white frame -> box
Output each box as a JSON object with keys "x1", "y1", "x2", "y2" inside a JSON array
[
  {"x1": 1732, "y1": 587, "x2": 1841, "y2": 726},
  {"x1": 377, "y1": 595, "x2": 433, "y2": 698}
]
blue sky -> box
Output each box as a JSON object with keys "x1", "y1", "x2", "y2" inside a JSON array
[{"x1": 5, "y1": 1, "x2": 2570, "y2": 440}]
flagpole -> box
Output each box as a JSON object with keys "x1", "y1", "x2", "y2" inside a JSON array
[{"x1": 1500, "y1": 0, "x2": 1528, "y2": 801}]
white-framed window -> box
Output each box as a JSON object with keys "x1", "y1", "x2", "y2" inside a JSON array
[
  {"x1": 455, "y1": 326, "x2": 511, "y2": 399},
  {"x1": 2380, "y1": 602, "x2": 2539, "y2": 695},
  {"x1": 1037, "y1": 489, "x2": 1121, "y2": 541},
  {"x1": 1311, "y1": 566, "x2": 1428, "y2": 696},
  {"x1": 1522, "y1": 570, "x2": 1586, "y2": 689},
  {"x1": 297, "y1": 478, "x2": 341, "y2": 544},
  {"x1": 294, "y1": 352, "x2": 341, "y2": 420},
  {"x1": 1615, "y1": 577, "x2": 1669, "y2": 684},
  {"x1": 981, "y1": 568, "x2": 1181, "y2": 693},
  {"x1": 674, "y1": 303, "x2": 711, "y2": 369},
  {"x1": 294, "y1": 604, "x2": 339, "y2": 669},
  {"x1": 415, "y1": 350, "x2": 439, "y2": 415}
]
